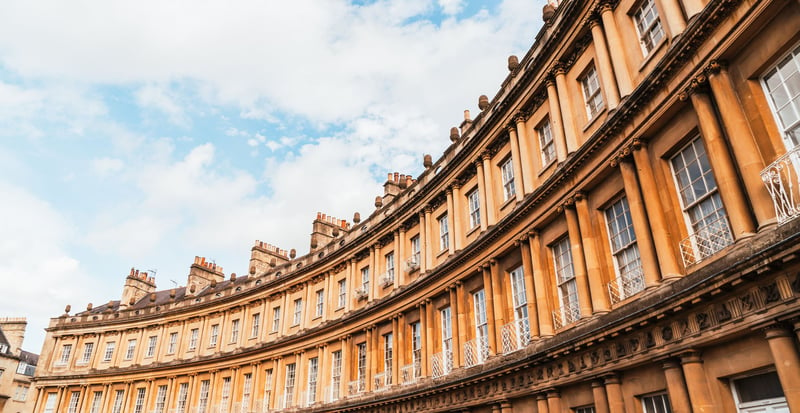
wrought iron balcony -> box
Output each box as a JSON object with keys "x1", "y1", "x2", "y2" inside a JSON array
[
  {"x1": 373, "y1": 371, "x2": 391, "y2": 391},
  {"x1": 501, "y1": 317, "x2": 531, "y2": 354},
  {"x1": 762, "y1": 145, "x2": 800, "y2": 225},
  {"x1": 552, "y1": 299, "x2": 581, "y2": 330},
  {"x1": 679, "y1": 215, "x2": 734, "y2": 266},
  {"x1": 401, "y1": 361, "x2": 420, "y2": 384},
  {"x1": 348, "y1": 377, "x2": 365, "y2": 396},
  {"x1": 607, "y1": 270, "x2": 646, "y2": 304},
  {"x1": 463, "y1": 336, "x2": 489, "y2": 367},
  {"x1": 431, "y1": 348, "x2": 453, "y2": 378}
]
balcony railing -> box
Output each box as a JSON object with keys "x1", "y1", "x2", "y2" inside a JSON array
[
  {"x1": 378, "y1": 271, "x2": 394, "y2": 288},
  {"x1": 679, "y1": 215, "x2": 734, "y2": 266},
  {"x1": 607, "y1": 270, "x2": 646, "y2": 304},
  {"x1": 501, "y1": 317, "x2": 530, "y2": 354},
  {"x1": 323, "y1": 384, "x2": 340, "y2": 403},
  {"x1": 431, "y1": 348, "x2": 453, "y2": 378},
  {"x1": 553, "y1": 299, "x2": 581, "y2": 330},
  {"x1": 762, "y1": 145, "x2": 800, "y2": 225},
  {"x1": 463, "y1": 336, "x2": 489, "y2": 367},
  {"x1": 404, "y1": 256, "x2": 420, "y2": 272},
  {"x1": 348, "y1": 377, "x2": 365, "y2": 396},
  {"x1": 373, "y1": 372, "x2": 391, "y2": 391},
  {"x1": 401, "y1": 361, "x2": 420, "y2": 384}
]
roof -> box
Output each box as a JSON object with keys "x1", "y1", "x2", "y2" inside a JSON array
[
  {"x1": 0, "y1": 327, "x2": 10, "y2": 355},
  {"x1": 18, "y1": 350, "x2": 38, "y2": 366}
]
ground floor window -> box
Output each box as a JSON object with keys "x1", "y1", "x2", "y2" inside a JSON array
[{"x1": 732, "y1": 371, "x2": 788, "y2": 413}]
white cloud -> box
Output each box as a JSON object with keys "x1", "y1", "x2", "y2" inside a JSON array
[
  {"x1": 135, "y1": 84, "x2": 189, "y2": 126},
  {"x1": 438, "y1": 0, "x2": 465, "y2": 15},
  {"x1": 92, "y1": 157, "x2": 124, "y2": 176}
]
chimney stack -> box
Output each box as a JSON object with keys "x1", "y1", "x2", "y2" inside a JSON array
[{"x1": 120, "y1": 268, "x2": 157, "y2": 309}]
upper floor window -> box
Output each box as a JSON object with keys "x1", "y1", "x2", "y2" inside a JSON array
[
  {"x1": 671, "y1": 137, "x2": 732, "y2": 264},
  {"x1": 472, "y1": 289, "x2": 490, "y2": 363},
  {"x1": 284, "y1": 363, "x2": 296, "y2": 406},
  {"x1": 188, "y1": 329, "x2": 199, "y2": 350},
  {"x1": 575, "y1": 407, "x2": 596, "y2": 413},
  {"x1": 293, "y1": 298, "x2": 303, "y2": 325},
  {"x1": 553, "y1": 236, "x2": 580, "y2": 326},
  {"x1": 581, "y1": 65, "x2": 605, "y2": 119},
  {"x1": 357, "y1": 342, "x2": 367, "y2": 391},
  {"x1": 763, "y1": 43, "x2": 800, "y2": 148},
  {"x1": 361, "y1": 267, "x2": 370, "y2": 292},
  {"x1": 383, "y1": 333, "x2": 393, "y2": 385},
  {"x1": 230, "y1": 319, "x2": 240, "y2": 343},
  {"x1": 308, "y1": 357, "x2": 319, "y2": 404},
  {"x1": 315, "y1": 290, "x2": 325, "y2": 317},
  {"x1": 272, "y1": 307, "x2": 281, "y2": 332},
  {"x1": 176, "y1": 383, "x2": 189, "y2": 413},
  {"x1": 44, "y1": 393, "x2": 57, "y2": 413},
  {"x1": 438, "y1": 214, "x2": 450, "y2": 250},
  {"x1": 337, "y1": 280, "x2": 347, "y2": 308},
  {"x1": 146, "y1": 336, "x2": 157, "y2": 357},
  {"x1": 125, "y1": 339, "x2": 137, "y2": 360},
  {"x1": 385, "y1": 251, "x2": 395, "y2": 282},
  {"x1": 80, "y1": 342, "x2": 94, "y2": 364},
  {"x1": 331, "y1": 350, "x2": 342, "y2": 401},
  {"x1": 58, "y1": 344, "x2": 72, "y2": 365},
  {"x1": 111, "y1": 390, "x2": 124, "y2": 413},
  {"x1": 605, "y1": 197, "x2": 645, "y2": 302},
  {"x1": 634, "y1": 0, "x2": 665, "y2": 55},
  {"x1": 89, "y1": 391, "x2": 102, "y2": 413},
  {"x1": 411, "y1": 322, "x2": 422, "y2": 378},
  {"x1": 251, "y1": 313, "x2": 261, "y2": 337},
  {"x1": 641, "y1": 392, "x2": 672, "y2": 413},
  {"x1": 133, "y1": 388, "x2": 146, "y2": 413},
  {"x1": 67, "y1": 391, "x2": 80, "y2": 413},
  {"x1": 410, "y1": 236, "x2": 421, "y2": 266},
  {"x1": 537, "y1": 118, "x2": 556, "y2": 166},
  {"x1": 209, "y1": 324, "x2": 219, "y2": 347},
  {"x1": 167, "y1": 332, "x2": 177, "y2": 354},
  {"x1": 468, "y1": 190, "x2": 481, "y2": 228},
  {"x1": 103, "y1": 341, "x2": 115, "y2": 361},
  {"x1": 500, "y1": 158, "x2": 516, "y2": 201},
  {"x1": 155, "y1": 385, "x2": 167, "y2": 413}
]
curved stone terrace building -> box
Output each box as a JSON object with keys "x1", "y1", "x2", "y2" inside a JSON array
[{"x1": 32, "y1": 0, "x2": 800, "y2": 412}]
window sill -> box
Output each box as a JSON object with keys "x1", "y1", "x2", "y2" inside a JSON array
[
  {"x1": 499, "y1": 196, "x2": 516, "y2": 211},
  {"x1": 436, "y1": 248, "x2": 449, "y2": 258},
  {"x1": 582, "y1": 106, "x2": 607, "y2": 132},
  {"x1": 538, "y1": 158, "x2": 557, "y2": 177},
  {"x1": 466, "y1": 225, "x2": 481, "y2": 237},
  {"x1": 637, "y1": 38, "x2": 667, "y2": 72},
  {"x1": 335, "y1": 306, "x2": 344, "y2": 312},
  {"x1": 313, "y1": 315, "x2": 322, "y2": 320}
]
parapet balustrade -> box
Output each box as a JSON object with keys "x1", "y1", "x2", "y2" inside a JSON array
[
  {"x1": 501, "y1": 318, "x2": 531, "y2": 354},
  {"x1": 762, "y1": 145, "x2": 800, "y2": 225},
  {"x1": 679, "y1": 215, "x2": 734, "y2": 266}
]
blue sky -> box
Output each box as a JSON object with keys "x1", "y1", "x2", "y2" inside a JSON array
[{"x1": 0, "y1": 0, "x2": 543, "y2": 351}]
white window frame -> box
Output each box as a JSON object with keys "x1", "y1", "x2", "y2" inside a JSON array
[
  {"x1": 292, "y1": 299, "x2": 303, "y2": 326},
  {"x1": 473, "y1": 289, "x2": 489, "y2": 362},
  {"x1": 440, "y1": 307, "x2": 453, "y2": 374},
  {"x1": 81, "y1": 342, "x2": 94, "y2": 364},
  {"x1": 308, "y1": 357, "x2": 319, "y2": 404},
  {"x1": 220, "y1": 377, "x2": 231, "y2": 413},
  {"x1": 284, "y1": 363, "x2": 296, "y2": 405},
  {"x1": 604, "y1": 196, "x2": 645, "y2": 300},
  {"x1": 357, "y1": 342, "x2": 367, "y2": 391},
  {"x1": 124, "y1": 339, "x2": 136, "y2": 360},
  {"x1": 133, "y1": 388, "x2": 146, "y2": 413},
  {"x1": 58, "y1": 344, "x2": 72, "y2": 365},
  {"x1": 500, "y1": 158, "x2": 516, "y2": 201},
  {"x1": 537, "y1": 117, "x2": 556, "y2": 166},
  {"x1": 44, "y1": 392, "x2": 58, "y2": 413},
  {"x1": 272, "y1": 307, "x2": 281, "y2": 332},
  {"x1": 188, "y1": 328, "x2": 199, "y2": 350},
  {"x1": 410, "y1": 236, "x2": 421, "y2": 265},
  {"x1": 155, "y1": 385, "x2": 167, "y2": 413},
  {"x1": 633, "y1": 0, "x2": 665, "y2": 55},
  {"x1": 553, "y1": 236, "x2": 580, "y2": 325},
  {"x1": 438, "y1": 214, "x2": 450, "y2": 250},
  {"x1": 641, "y1": 392, "x2": 672, "y2": 413},
  {"x1": 385, "y1": 251, "x2": 395, "y2": 283},
  {"x1": 581, "y1": 64, "x2": 605, "y2": 119},
  {"x1": 331, "y1": 350, "x2": 342, "y2": 401},
  {"x1": 315, "y1": 290, "x2": 324, "y2": 317},
  {"x1": 383, "y1": 333, "x2": 393, "y2": 385},
  {"x1": 146, "y1": 335, "x2": 157, "y2": 357},
  {"x1": 337, "y1": 280, "x2": 347, "y2": 308},
  {"x1": 89, "y1": 391, "x2": 103, "y2": 413},
  {"x1": 251, "y1": 313, "x2": 261, "y2": 337},
  {"x1": 411, "y1": 322, "x2": 422, "y2": 378},
  {"x1": 167, "y1": 332, "x2": 178, "y2": 354},
  {"x1": 242, "y1": 373, "x2": 252, "y2": 411},
  {"x1": 103, "y1": 342, "x2": 115, "y2": 361},
  {"x1": 111, "y1": 390, "x2": 124, "y2": 413},
  {"x1": 468, "y1": 189, "x2": 481, "y2": 229},
  {"x1": 198, "y1": 380, "x2": 210, "y2": 413},
  {"x1": 762, "y1": 43, "x2": 800, "y2": 148},
  {"x1": 209, "y1": 324, "x2": 219, "y2": 347},
  {"x1": 176, "y1": 383, "x2": 189, "y2": 413},
  {"x1": 230, "y1": 319, "x2": 240, "y2": 343},
  {"x1": 730, "y1": 370, "x2": 788, "y2": 413},
  {"x1": 361, "y1": 267, "x2": 370, "y2": 292},
  {"x1": 67, "y1": 391, "x2": 80, "y2": 413}
]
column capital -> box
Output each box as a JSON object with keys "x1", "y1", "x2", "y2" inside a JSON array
[
  {"x1": 546, "y1": 388, "x2": 561, "y2": 398},
  {"x1": 678, "y1": 73, "x2": 710, "y2": 101},
  {"x1": 597, "y1": 1, "x2": 615, "y2": 14},
  {"x1": 763, "y1": 323, "x2": 793, "y2": 340},
  {"x1": 591, "y1": 379, "x2": 605, "y2": 388},
  {"x1": 573, "y1": 191, "x2": 587, "y2": 202},
  {"x1": 584, "y1": 14, "x2": 602, "y2": 29},
  {"x1": 704, "y1": 59, "x2": 727, "y2": 76},
  {"x1": 602, "y1": 372, "x2": 621, "y2": 384},
  {"x1": 550, "y1": 62, "x2": 567, "y2": 77},
  {"x1": 679, "y1": 349, "x2": 704, "y2": 364},
  {"x1": 513, "y1": 111, "x2": 530, "y2": 123},
  {"x1": 481, "y1": 151, "x2": 493, "y2": 161}
]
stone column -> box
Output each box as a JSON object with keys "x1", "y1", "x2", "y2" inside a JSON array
[
  {"x1": 529, "y1": 231, "x2": 554, "y2": 337},
  {"x1": 398, "y1": 227, "x2": 407, "y2": 286},
  {"x1": 419, "y1": 212, "x2": 428, "y2": 274},
  {"x1": 420, "y1": 302, "x2": 430, "y2": 376},
  {"x1": 449, "y1": 286, "x2": 462, "y2": 367},
  {"x1": 396, "y1": 314, "x2": 405, "y2": 381},
  {"x1": 574, "y1": 192, "x2": 610, "y2": 313},
  {"x1": 456, "y1": 282, "x2": 468, "y2": 362},
  {"x1": 500, "y1": 400, "x2": 513, "y2": 413},
  {"x1": 662, "y1": 359, "x2": 692, "y2": 413},
  {"x1": 588, "y1": 16, "x2": 620, "y2": 109},
  {"x1": 481, "y1": 265, "x2": 498, "y2": 354},
  {"x1": 537, "y1": 393, "x2": 550, "y2": 413},
  {"x1": 765, "y1": 325, "x2": 800, "y2": 409},
  {"x1": 446, "y1": 187, "x2": 457, "y2": 255},
  {"x1": 482, "y1": 152, "x2": 498, "y2": 226},
  {"x1": 423, "y1": 207, "x2": 434, "y2": 271},
  {"x1": 518, "y1": 238, "x2": 540, "y2": 338},
  {"x1": 604, "y1": 373, "x2": 625, "y2": 413},
  {"x1": 365, "y1": 329, "x2": 373, "y2": 392},
  {"x1": 680, "y1": 351, "x2": 718, "y2": 413},
  {"x1": 598, "y1": 3, "x2": 633, "y2": 96},
  {"x1": 658, "y1": 0, "x2": 687, "y2": 38},
  {"x1": 547, "y1": 77, "x2": 569, "y2": 163},
  {"x1": 452, "y1": 182, "x2": 464, "y2": 250},
  {"x1": 476, "y1": 160, "x2": 489, "y2": 232},
  {"x1": 514, "y1": 113, "x2": 536, "y2": 194},
  {"x1": 683, "y1": 0, "x2": 705, "y2": 18},
  {"x1": 426, "y1": 299, "x2": 435, "y2": 375},
  {"x1": 393, "y1": 231, "x2": 400, "y2": 287},
  {"x1": 631, "y1": 141, "x2": 683, "y2": 278},
  {"x1": 547, "y1": 389, "x2": 562, "y2": 413},
  {"x1": 391, "y1": 318, "x2": 399, "y2": 385},
  {"x1": 617, "y1": 157, "x2": 661, "y2": 287},
  {"x1": 705, "y1": 61, "x2": 772, "y2": 227},
  {"x1": 564, "y1": 204, "x2": 595, "y2": 317},
  {"x1": 592, "y1": 379, "x2": 610, "y2": 413},
  {"x1": 340, "y1": 337, "x2": 349, "y2": 399},
  {"x1": 554, "y1": 65, "x2": 579, "y2": 153},
  {"x1": 490, "y1": 259, "x2": 507, "y2": 347},
  {"x1": 687, "y1": 87, "x2": 756, "y2": 238},
  {"x1": 346, "y1": 259, "x2": 355, "y2": 312},
  {"x1": 507, "y1": 125, "x2": 526, "y2": 202},
  {"x1": 370, "y1": 245, "x2": 378, "y2": 301}
]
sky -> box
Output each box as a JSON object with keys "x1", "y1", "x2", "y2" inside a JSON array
[{"x1": 0, "y1": 0, "x2": 543, "y2": 353}]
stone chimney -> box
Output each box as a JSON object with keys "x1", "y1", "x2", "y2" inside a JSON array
[
  {"x1": 120, "y1": 268, "x2": 157, "y2": 309},
  {"x1": 250, "y1": 241, "x2": 290, "y2": 275},
  {"x1": 186, "y1": 257, "x2": 224, "y2": 296},
  {"x1": 383, "y1": 172, "x2": 410, "y2": 205},
  {"x1": 310, "y1": 213, "x2": 350, "y2": 251},
  {"x1": 0, "y1": 317, "x2": 27, "y2": 355}
]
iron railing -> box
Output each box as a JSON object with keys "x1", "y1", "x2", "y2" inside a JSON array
[
  {"x1": 553, "y1": 298, "x2": 580, "y2": 330},
  {"x1": 607, "y1": 270, "x2": 646, "y2": 304},
  {"x1": 679, "y1": 215, "x2": 734, "y2": 266},
  {"x1": 501, "y1": 317, "x2": 530, "y2": 354},
  {"x1": 431, "y1": 348, "x2": 453, "y2": 378},
  {"x1": 463, "y1": 336, "x2": 489, "y2": 367},
  {"x1": 762, "y1": 145, "x2": 800, "y2": 225}
]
